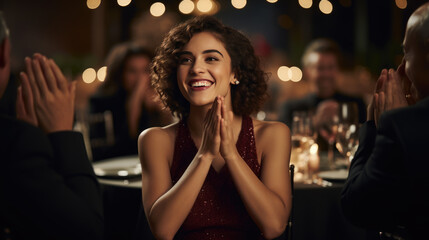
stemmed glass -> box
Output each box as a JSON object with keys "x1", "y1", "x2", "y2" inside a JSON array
[
  {"x1": 335, "y1": 102, "x2": 359, "y2": 168},
  {"x1": 290, "y1": 111, "x2": 318, "y2": 182}
]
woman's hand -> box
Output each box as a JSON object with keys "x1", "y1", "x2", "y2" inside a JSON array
[
  {"x1": 24, "y1": 54, "x2": 76, "y2": 133},
  {"x1": 198, "y1": 96, "x2": 222, "y2": 159},
  {"x1": 219, "y1": 96, "x2": 239, "y2": 161}
]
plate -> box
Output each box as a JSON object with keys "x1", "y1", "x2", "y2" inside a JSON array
[
  {"x1": 93, "y1": 155, "x2": 141, "y2": 179},
  {"x1": 318, "y1": 169, "x2": 349, "y2": 181}
]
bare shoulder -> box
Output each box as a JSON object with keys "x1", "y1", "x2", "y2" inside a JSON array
[
  {"x1": 252, "y1": 119, "x2": 291, "y2": 140},
  {"x1": 138, "y1": 121, "x2": 179, "y2": 166}
]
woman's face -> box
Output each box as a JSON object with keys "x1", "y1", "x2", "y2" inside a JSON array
[
  {"x1": 176, "y1": 31, "x2": 235, "y2": 107},
  {"x1": 122, "y1": 55, "x2": 151, "y2": 92}
]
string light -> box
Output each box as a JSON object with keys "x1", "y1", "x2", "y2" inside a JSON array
[
  {"x1": 319, "y1": 0, "x2": 333, "y2": 14},
  {"x1": 231, "y1": 0, "x2": 247, "y2": 9},
  {"x1": 87, "y1": 0, "x2": 101, "y2": 9},
  {"x1": 197, "y1": 0, "x2": 213, "y2": 13},
  {"x1": 150, "y1": 2, "x2": 166, "y2": 17},
  {"x1": 289, "y1": 66, "x2": 303, "y2": 82},
  {"x1": 97, "y1": 66, "x2": 107, "y2": 82},
  {"x1": 179, "y1": 0, "x2": 195, "y2": 14},
  {"x1": 278, "y1": 66, "x2": 291, "y2": 82},
  {"x1": 117, "y1": 0, "x2": 132, "y2": 7},
  {"x1": 82, "y1": 68, "x2": 97, "y2": 84},
  {"x1": 395, "y1": 0, "x2": 407, "y2": 9},
  {"x1": 298, "y1": 0, "x2": 312, "y2": 9}
]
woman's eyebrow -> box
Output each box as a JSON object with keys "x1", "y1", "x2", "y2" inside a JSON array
[
  {"x1": 176, "y1": 49, "x2": 224, "y2": 58},
  {"x1": 203, "y1": 49, "x2": 224, "y2": 57}
]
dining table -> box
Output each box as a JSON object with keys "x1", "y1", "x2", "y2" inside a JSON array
[{"x1": 93, "y1": 155, "x2": 367, "y2": 240}]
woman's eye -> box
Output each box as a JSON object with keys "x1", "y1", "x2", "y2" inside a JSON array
[
  {"x1": 179, "y1": 58, "x2": 192, "y2": 64},
  {"x1": 206, "y1": 57, "x2": 218, "y2": 62}
]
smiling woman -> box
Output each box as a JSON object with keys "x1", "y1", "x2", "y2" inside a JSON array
[{"x1": 139, "y1": 16, "x2": 292, "y2": 240}]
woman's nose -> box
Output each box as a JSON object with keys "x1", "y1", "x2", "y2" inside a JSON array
[{"x1": 190, "y1": 59, "x2": 205, "y2": 74}]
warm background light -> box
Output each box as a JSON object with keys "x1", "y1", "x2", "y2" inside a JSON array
[
  {"x1": 395, "y1": 0, "x2": 407, "y2": 9},
  {"x1": 82, "y1": 68, "x2": 97, "y2": 84},
  {"x1": 231, "y1": 0, "x2": 247, "y2": 9},
  {"x1": 197, "y1": 0, "x2": 213, "y2": 13},
  {"x1": 179, "y1": 0, "x2": 195, "y2": 14},
  {"x1": 150, "y1": 2, "x2": 166, "y2": 17},
  {"x1": 298, "y1": 0, "x2": 313, "y2": 9},
  {"x1": 266, "y1": 0, "x2": 278, "y2": 3},
  {"x1": 117, "y1": 0, "x2": 132, "y2": 7},
  {"x1": 97, "y1": 66, "x2": 107, "y2": 82},
  {"x1": 319, "y1": 0, "x2": 333, "y2": 14},
  {"x1": 87, "y1": 0, "x2": 101, "y2": 9},
  {"x1": 278, "y1": 66, "x2": 291, "y2": 82},
  {"x1": 289, "y1": 66, "x2": 303, "y2": 82}
]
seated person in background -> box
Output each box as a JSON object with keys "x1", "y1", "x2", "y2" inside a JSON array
[
  {"x1": 278, "y1": 39, "x2": 366, "y2": 151},
  {"x1": 0, "y1": 13, "x2": 103, "y2": 240},
  {"x1": 89, "y1": 43, "x2": 172, "y2": 161},
  {"x1": 341, "y1": 3, "x2": 429, "y2": 239},
  {"x1": 139, "y1": 16, "x2": 292, "y2": 239}
]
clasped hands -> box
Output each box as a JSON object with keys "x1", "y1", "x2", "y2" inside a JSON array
[
  {"x1": 368, "y1": 66, "x2": 415, "y2": 126},
  {"x1": 199, "y1": 96, "x2": 239, "y2": 162},
  {"x1": 16, "y1": 53, "x2": 75, "y2": 133}
]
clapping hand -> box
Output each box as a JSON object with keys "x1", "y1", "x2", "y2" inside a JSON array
[
  {"x1": 370, "y1": 68, "x2": 409, "y2": 126},
  {"x1": 17, "y1": 54, "x2": 76, "y2": 133}
]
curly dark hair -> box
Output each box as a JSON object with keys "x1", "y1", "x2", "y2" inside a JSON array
[{"x1": 151, "y1": 16, "x2": 268, "y2": 119}]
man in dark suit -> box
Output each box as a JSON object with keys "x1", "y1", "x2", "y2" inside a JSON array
[
  {"x1": 341, "y1": 3, "x2": 429, "y2": 239},
  {"x1": 0, "y1": 13, "x2": 103, "y2": 239},
  {"x1": 278, "y1": 39, "x2": 366, "y2": 154},
  {"x1": 278, "y1": 39, "x2": 367, "y2": 128}
]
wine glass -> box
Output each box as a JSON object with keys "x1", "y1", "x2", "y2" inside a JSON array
[
  {"x1": 290, "y1": 111, "x2": 318, "y2": 182},
  {"x1": 335, "y1": 102, "x2": 359, "y2": 168},
  {"x1": 315, "y1": 100, "x2": 339, "y2": 170}
]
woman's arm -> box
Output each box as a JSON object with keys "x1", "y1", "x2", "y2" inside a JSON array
[
  {"x1": 220, "y1": 102, "x2": 292, "y2": 239},
  {"x1": 139, "y1": 98, "x2": 222, "y2": 240}
]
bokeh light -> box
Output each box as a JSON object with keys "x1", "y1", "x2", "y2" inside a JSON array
[
  {"x1": 289, "y1": 66, "x2": 303, "y2": 82},
  {"x1": 117, "y1": 0, "x2": 132, "y2": 7},
  {"x1": 197, "y1": 0, "x2": 213, "y2": 13},
  {"x1": 150, "y1": 2, "x2": 166, "y2": 17},
  {"x1": 266, "y1": 0, "x2": 278, "y2": 3},
  {"x1": 298, "y1": 0, "x2": 312, "y2": 9},
  {"x1": 87, "y1": 0, "x2": 101, "y2": 9},
  {"x1": 97, "y1": 66, "x2": 107, "y2": 82},
  {"x1": 82, "y1": 68, "x2": 97, "y2": 84},
  {"x1": 179, "y1": 0, "x2": 195, "y2": 14},
  {"x1": 231, "y1": 0, "x2": 247, "y2": 9},
  {"x1": 395, "y1": 0, "x2": 407, "y2": 9},
  {"x1": 278, "y1": 66, "x2": 291, "y2": 82},
  {"x1": 319, "y1": 0, "x2": 333, "y2": 14}
]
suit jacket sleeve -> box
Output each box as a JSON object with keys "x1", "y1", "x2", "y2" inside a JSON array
[
  {"x1": 341, "y1": 116, "x2": 407, "y2": 230},
  {"x1": 3, "y1": 121, "x2": 104, "y2": 240}
]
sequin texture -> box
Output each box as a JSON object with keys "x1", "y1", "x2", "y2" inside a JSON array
[{"x1": 170, "y1": 116, "x2": 264, "y2": 240}]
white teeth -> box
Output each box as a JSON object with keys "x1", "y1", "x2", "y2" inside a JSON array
[{"x1": 191, "y1": 81, "x2": 212, "y2": 87}]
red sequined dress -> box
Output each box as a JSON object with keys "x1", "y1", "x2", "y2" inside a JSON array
[{"x1": 170, "y1": 115, "x2": 265, "y2": 240}]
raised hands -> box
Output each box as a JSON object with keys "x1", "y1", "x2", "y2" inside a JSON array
[
  {"x1": 369, "y1": 68, "x2": 409, "y2": 126},
  {"x1": 17, "y1": 54, "x2": 76, "y2": 133},
  {"x1": 198, "y1": 96, "x2": 238, "y2": 162}
]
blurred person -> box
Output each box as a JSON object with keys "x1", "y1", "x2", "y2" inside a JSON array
[
  {"x1": 89, "y1": 43, "x2": 172, "y2": 161},
  {"x1": 278, "y1": 39, "x2": 367, "y2": 152},
  {"x1": 0, "y1": 13, "x2": 103, "y2": 240},
  {"x1": 138, "y1": 16, "x2": 292, "y2": 239},
  {"x1": 341, "y1": 3, "x2": 429, "y2": 239}
]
